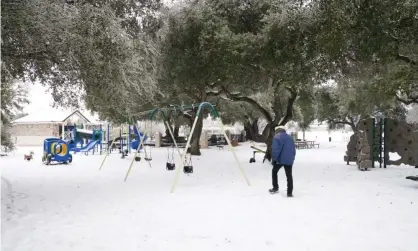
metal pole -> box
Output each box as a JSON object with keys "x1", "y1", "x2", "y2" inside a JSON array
[
  {"x1": 99, "y1": 130, "x2": 118, "y2": 171},
  {"x1": 124, "y1": 124, "x2": 152, "y2": 181},
  {"x1": 379, "y1": 118, "x2": 383, "y2": 168},
  {"x1": 164, "y1": 120, "x2": 186, "y2": 165},
  {"x1": 128, "y1": 125, "x2": 131, "y2": 154},
  {"x1": 371, "y1": 118, "x2": 375, "y2": 169}
]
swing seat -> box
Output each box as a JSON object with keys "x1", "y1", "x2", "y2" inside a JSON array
[
  {"x1": 166, "y1": 162, "x2": 175, "y2": 170},
  {"x1": 121, "y1": 149, "x2": 128, "y2": 158},
  {"x1": 135, "y1": 156, "x2": 141, "y2": 162},
  {"x1": 144, "y1": 157, "x2": 152, "y2": 161},
  {"x1": 184, "y1": 165, "x2": 193, "y2": 174}
]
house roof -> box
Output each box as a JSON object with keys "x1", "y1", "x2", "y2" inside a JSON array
[{"x1": 13, "y1": 108, "x2": 101, "y2": 124}]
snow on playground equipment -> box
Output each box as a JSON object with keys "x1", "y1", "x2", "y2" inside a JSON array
[
  {"x1": 345, "y1": 118, "x2": 418, "y2": 176},
  {"x1": 166, "y1": 144, "x2": 176, "y2": 170},
  {"x1": 123, "y1": 105, "x2": 190, "y2": 181},
  {"x1": 70, "y1": 127, "x2": 103, "y2": 155},
  {"x1": 249, "y1": 145, "x2": 267, "y2": 163},
  {"x1": 113, "y1": 124, "x2": 147, "y2": 159},
  {"x1": 129, "y1": 125, "x2": 147, "y2": 162},
  {"x1": 24, "y1": 151, "x2": 34, "y2": 161},
  {"x1": 136, "y1": 123, "x2": 152, "y2": 161},
  {"x1": 98, "y1": 123, "x2": 149, "y2": 171},
  {"x1": 42, "y1": 138, "x2": 73, "y2": 165},
  {"x1": 183, "y1": 147, "x2": 193, "y2": 174},
  {"x1": 98, "y1": 102, "x2": 251, "y2": 193},
  {"x1": 169, "y1": 102, "x2": 250, "y2": 192},
  {"x1": 120, "y1": 125, "x2": 130, "y2": 159}
]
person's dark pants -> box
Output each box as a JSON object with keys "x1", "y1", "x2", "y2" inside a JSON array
[{"x1": 272, "y1": 164, "x2": 293, "y2": 194}]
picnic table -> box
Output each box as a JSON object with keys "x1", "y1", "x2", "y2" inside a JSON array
[{"x1": 295, "y1": 140, "x2": 320, "y2": 149}]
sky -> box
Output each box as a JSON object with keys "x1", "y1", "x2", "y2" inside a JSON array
[{"x1": 23, "y1": 83, "x2": 56, "y2": 114}]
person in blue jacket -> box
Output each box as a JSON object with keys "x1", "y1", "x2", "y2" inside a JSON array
[{"x1": 269, "y1": 126, "x2": 296, "y2": 197}]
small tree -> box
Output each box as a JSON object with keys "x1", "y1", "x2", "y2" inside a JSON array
[{"x1": 1, "y1": 80, "x2": 29, "y2": 149}]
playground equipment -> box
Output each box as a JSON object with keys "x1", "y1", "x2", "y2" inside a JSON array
[
  {"x1": 166, "y1": 144, "x2": 176, "y2": 170},
  {"x1": 142, "y1": 102, "x2": 250, "y2": 192},
  {"x1": 130, "y1": 125, "x2": 148, "y2": 157},
  {"x1": 70, "y1": 127, "x2": 103, "y2": 155},
  {"x1": 168, "y1": 102, "x2": 250, "y2": 192},
  {"x1": 130, "y1": 126, "x2": 144, "y2": 150},
  {"x1": 249, "y1": 145, "x2": 267, "y2": 163},
  {"x1": 345, "y1": 117, "x2": 418, "y2": 171},
  {"x1": 24, "y1": 151, "x2": 34, "y2": 161},
  {"x1": 183, "y1": 147, "x2": 194, "y2": 174},
  {"x1": 99, "y1": 123, "x2": 150, "y2": 171},
  {"x1": 42, "y1": 138, "x2": 73, "y2": 165},
  {"x1": 98, "y1": 102, "x2": 251, "y2": 193}
]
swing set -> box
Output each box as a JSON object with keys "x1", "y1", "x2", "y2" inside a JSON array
[{"x1": 98, "y1": 102, "x2": 251, "y2": 193}]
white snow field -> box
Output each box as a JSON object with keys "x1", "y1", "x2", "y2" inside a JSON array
[{"x1": 2, "y1": 140, "x2": 418, "y2": 251}]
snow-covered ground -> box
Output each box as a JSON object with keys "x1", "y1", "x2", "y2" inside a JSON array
[{"x1": 1, "y1": 138, "x2": 418, "y2": 251}]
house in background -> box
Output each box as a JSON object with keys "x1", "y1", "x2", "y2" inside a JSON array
[{"x1": 11, "y1": 109, "x2": 102, "y2": 146}]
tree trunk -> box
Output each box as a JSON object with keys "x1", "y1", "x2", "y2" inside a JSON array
[
  {"x1": 263, "y1": 118, "x2": 294, "y2": 161},
  {"x1": 165, "y1": 127, "x2": 172, "y2": 142},
  {"x1": 260, "y1": 124, "x2": 271, "y2": 142},
  {"x1": 244, "y1": 118, "x2": 259, "y2": 141},
  {"x1": 263, "y1": 123, "x2": 275, "y2": 162},
  {"x1": 349, "y1": 122, "x2": 356, "y2": 133},
  {"x1": 183, "y1": 114, "x2": 193, "y2": 127},
  {"x1": 302, "y1": 129, "x2": 306, "y2": 140},
  {"x1": 189, "y1": 113, "x2": 204, "y2": 156},
  {"x1": 174, "y1": 124, "x2": 180, "y2": 139}
]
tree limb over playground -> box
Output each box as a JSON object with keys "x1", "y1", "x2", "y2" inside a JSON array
[{"x1": 1, "y1": 0, "x2": 417, "y2": 155}]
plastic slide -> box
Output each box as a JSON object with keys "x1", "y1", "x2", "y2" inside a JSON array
[
  {"x1": 71, "y1": 140, "x2": 100, "y2": 153},
  {"x1": 130, "y1": 126, "x2": 146, "y2": 150}
]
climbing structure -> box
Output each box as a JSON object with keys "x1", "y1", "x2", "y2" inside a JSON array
[
  {"x1": 345, "y1": 117, "x2": 418, "y2": 170},
  {"x1": 384, "y1": 118, "x2": 418, "y2": 167}
]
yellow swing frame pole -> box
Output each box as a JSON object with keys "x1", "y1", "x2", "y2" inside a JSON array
[
  {"x1": 170, "y1": 102, "x2": 251, "y2": 193},
  {"x1": 124, "y1": 123, "x2": 151, "y2": 182},
  {"x1": 99, "y1": 124, "x2": 119, "y2": 171},
  {"x1": 164, "y1": 120, "x2": 186, "y2": 166},
  {"x1": 141, "y1": 122, "x2": 153, "y2": 169},
  {"x1": 217, "y1": 118, "x2": 251, "y2": 186},
  {"x1": 170, "y1": 115, "x2": 200, "y2": 193}
]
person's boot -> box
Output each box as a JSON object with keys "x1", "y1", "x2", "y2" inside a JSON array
[
  {"x1": 287, "y1": 193, "x2": 293, "y2": 197},
  {"x1": 269, "y1": 188, "x2": 278, "y2": 194}
]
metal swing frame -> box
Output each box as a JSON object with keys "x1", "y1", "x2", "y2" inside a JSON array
[
  {"x1": 99, "y1": 123, "x2": 152, "y2": 172},
  {"x1": 169, "y1": 102, "x2": 250, "y2": 193},
  {"x1": 102, "y1": 102, "x2": 251, "y2": 192},
  {"x1": 123, "y1": 109, "x2": 185, "y2": 181}
]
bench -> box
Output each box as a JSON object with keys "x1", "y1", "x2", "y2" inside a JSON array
[
  {"x1": 216, "y1": 145, "x2": 224, "y2": 150},
  {"x1": 295, "y1": 141, "x2": 319, "y2": 149},
  {"x1": 295, "y1": 142, "x2": 307, "y2": 149}
]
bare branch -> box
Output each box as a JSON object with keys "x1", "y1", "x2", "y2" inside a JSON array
[
  {"x1": 219, "y1": 85, "x2": 274, "y2": 123},
  {"x1": 396, "y1": 94, "x2": 418, "y2": 105},
  {"x1": 395, "y1": 54, "x2": 417, "y2": 66}
]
